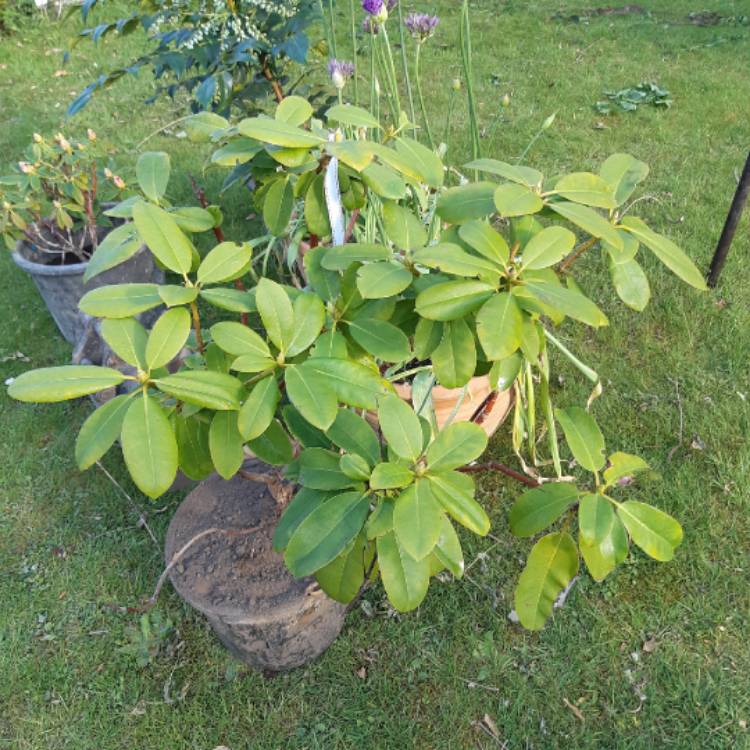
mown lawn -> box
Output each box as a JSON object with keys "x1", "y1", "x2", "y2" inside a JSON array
[{"x1": 1, "y1": 1, "x2": 749, "y2": 748}]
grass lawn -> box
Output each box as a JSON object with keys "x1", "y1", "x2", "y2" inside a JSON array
[{"x1": 1, "y1": 1, "x2": 750, "y2": 747}]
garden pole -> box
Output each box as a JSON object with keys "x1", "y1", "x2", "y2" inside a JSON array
[{"x1": 707, "y1": 151, "x2": 750, "y2": 288}]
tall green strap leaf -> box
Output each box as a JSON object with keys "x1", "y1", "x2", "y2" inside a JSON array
[
  {"x1": 132, "y1": 201, "x2": 193, "y2": 275},
  {"x1": 476, "y1": 293, "x2": 523, "y2": 361},
  {"x1": 135, "y1": 151, "x2": 170, "y2": 204},
  {"x1": 509, "y1": 483, "x2": 579, "y2": 538},
  {"x1": 426, "y1": 422, "x2": 488, "y2": 472},
  {"x1": 378, "y1": 393, "x2": 423, "y2": 462},
  {"x1": 428, "y1": 471, "x2": 489, "y2": 535},
  {"x1": 432, "y1": 319, "x2": 476, "y2": 388},
  {"x1": 514, "y1": 531, "x2": 579, "y2": 630},
  {"x1": 100, "y1": 318, "x2": 148, "y2": 369},
  {"x1": 209, "y1": 410, "x2": 244, "y2": 480},
  {"x1": 145, "y1": 307, "x2": 191, "y2": 371},
  {"x1": 75, "y1": 393, "x2": 133, "y2": 470},
  {"x1": 555, "y1": 407, "x2": 606, "y2": 472},
  {"x1": 617, "y1": 501, "x2": 683, "y2": 561},
  {"x1": 377, "y1": 530, "x2": 430, "y2": 612},
  {"x1": 8, "y1": 366, "x2": 126, "y2": 402},
  {"x1": 393, "y1": 480, "x2": 445, "y2": 561},
  {"x1": 238, "y1": 375, "x2": 280, "y2": 440},
  {"x1": 285, "y1": 365, "x2": 338, "y2": 431},
  {"x1": 284, "y1": 491, "x2": 369, "y2": 577},
  {"x1": 256, "y1": 278, "x2": 294, "y2": 354},
  {"x1": 120, "y1": 393, "x2": 178, "y2": 499}
]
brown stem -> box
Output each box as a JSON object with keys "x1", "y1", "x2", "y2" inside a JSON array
[
  {"x1": 238, "y1": 468, "x2": 293, "y2": 507},
  {"x1": 189, "y1": 301, "x2": 205, "y2": 354},
  {"x1": 344, "y1": 209, "x2": 360, "y2": 242},
  {"x1": 459, "y1": 461, "x2": 541, "y2": 488},
  {"x1": 261, "y1": 58, "x2": 285, "y2": 103},
  {"x1": 559, "y1": 236, "x2": 599, "y2": 273}
]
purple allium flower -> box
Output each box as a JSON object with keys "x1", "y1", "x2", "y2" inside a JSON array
[
  {"x1": 362, "y1": 0, "x2": 392, "y2": 22},
  {"x1": 328, "y1": 59, "x2": 356, "y2": 90},
  {"x1": 404, "y1": 12, "x2": 439, "y2": 41}
]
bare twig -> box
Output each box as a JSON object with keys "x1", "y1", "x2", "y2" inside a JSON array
[
  {"x1": 459, "y1": 461, "x2": 541, "y2": 488},
  {"x1": 238, "y1": 468, "x2": 293, "y2": 507},
  {"x1": 559, "y1": 236, "x2": 599, "y2": 273}
]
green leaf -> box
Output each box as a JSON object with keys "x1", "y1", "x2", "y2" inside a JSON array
[
  {"x1": 299, "y1": 448, "x2": 357, "y2": 490},
  {"x1": 145, "y1": 308, "x2": 190, "y2": 371},
  {"x1": 520, "y1": 226, "x2": 576, "y2": 270},
  {"x1": 132, "y1": 202, "x2": 193, "y2": 275},
  {"x1": 75, "y1": 393, "x2": 133, "y2": 470},
  {"x1": 382, "y1": 202, "x2": 427, "y2": 250},
  {"x1": 436, "y1": 182, "x2": 497, "y2": 224},
  {"x1": 159, "y1": 285, "x2": 199, "y2": 307},
  {"x1": 553, "y1": 172, "x2": 616, "y2": 209},
  {"x1": 509, "y1": 483, "x2": 579, "y2": 537},
  {"x1": 276, "y1": 95, "x2": 313, "y2": 126},
  {"x1": 617, "y1": 501, "x2": 683, "y2": 562},
  {"x1": 428, "y1": 471, "x2": 489, "y2": 535},
  {"x1": 211, "y1": 138, "x2": 262, "y2": 167},
  {"x1": 393, "y1": 480, "x2": 445, "y2": 561},
  {"x1": 100, "y1": 318, "x2": 147, "y2": 368},
  {"x1": 256, "y1": 278, "x2": 294, "y2": 353},
  {"x1": 120, "y1": 394, "x2": 178, "y2": 499},
  {"x1": 197, "y1": 242, "x2": 253, "y2": 285},
  {"x1": 426, "y1": 422, "x2": 488, "y2": 472},
  {"x1": 326, "y1": 104, "x2": 381, "y2": 130},
  {"x1": 395, "y1": 136, "x2": 444, "y2": 188},
  {"x1": 476, "y1": 293, "x2": 523, "y2": 361},
  {"x1": 79, "y1": 283, "x2": 162, "y2": 318},
  {"x1": 413, "y1": 318, "x2": 443, "y2": 360},
  {"x1": 416, "y1": 280, "x2": 494, "y2": 322},
  {"x1": 599, "y1": 153, "x2": 649, "y2": 206},
  {"x1": 370, "y1": 462, "x2": 415, "y2": 490},
  {"x1": 434, "y1": 516, "x2": 464, "y2": 578},
  {"x1": 579, "y1": 517, "x2": 628, "y2": 582},
  {"x1": 303, "y1": 358, "x2": 389, "y2": 410},
  {"x1": 514, "y1": 531, "x2": 579, "y2": 630},
  {"x1": 211, "y1": 321, "x2": 270, "y2": 359},
  {"x1": 238, "y1": 116, "x2": 324, "y2": 148},
  {"x1": 555, "y1": 407, "x2": 606, "y2": 472},
  {"x1": 321, "y1": 243, "x2": 391, "y2": 271},
  {"x1": 238, "y1": 375, "x2": 280, "y2": 440},
  {"x1": 170, "y1": 206, "x2": 217, "y2": 233},
  {"x1": 465, "y1": 158, "x2": 543, "y2": 188},
  {"x1": 340, "y1": 453, "x2": 371, "y2": 481},
  {"x1": 83, "y1": 223, "x2": 142, "y2": 282},
  {"x1": 378, "y1": 393, "x2": 423, "y2": 462},
  {"x1": 326, "y1": 409, "x2": 380, "y2": 466},
  {"x1": 348, "y1": 318, "x2": 411, "y2": 362},
  {"x1": 8, "y1": 365, "x2": 126, "y2": 402},
  {"x1": 285, "y1": 364, "x2": 338, "y2": 431},
  {"x1": 283, "y1": 405, "x2": 332, "y2": 449},
  {"x1": 287, "y1": 292, "x2": 325, "y2": 357},
  {"x1": 367, "y1": 500, "x2": 394, "y2": 539},
  {"x1": 578, "y1": 493, "x2": 615, "y2": 544},
  {"x1": 263, "y1": 177, "x2": 294, "y2": 236},
  {"x1": 247, "y1": 419, "x2": 293, "y2": 465},
  {"x1": 316, "y1": 530, "x2": 370, "y2": 603},
  {"x1": 377, "y1": 531, "x2": 430, "y2": 612},
  {"x1": 200, "y1": 288, "x2": 256, "y2": 313},
  {"x1": 356, "y1": 261, "x2": 412, "y2": 299},
  {"x1": 304, "y1": 173, "x2": 331, "y2": 237},
  {"x1": 432, "y1": 319, "x2": 476, "y2": 388},
  {"x1": 489, "y1": 352, "x2": 523, "y2": 391},
  {"x1": 154, "y1": 371, "x2": 244, "y2": 411},
  {"x1": 136, "y1": 151, "x2": 170, "y2": 204},
  {"x1": 458, "y1": 220, "x2": 509, "y2": 265},
  {"x1": 494, "y1": 183, "x2": 544, "y2": 217},
  {"x1": 209, "y1": 410, "x2": 244, "y2": 480},
  {"x1": 603, "y1": 452, "x2": 649, "y2": 486},
  {"x1": 607, "y1": 252, "x2": 651, "y2": 312},
  {"x1": 326, "y1": 141, "x2": 375, "y2": 171},
  {"x1": 361, "y1": 163, "x2": 406, "y2": 200},
  {"x1": 273, "y1": 488, "x2": 330, "y2": 551},
  {"x1": 549, "y1": 202, "x2": 623, "y2": 250},
  {"x1": 104, "y1": 196, "x2": 141, "y2": 219},
  {"x1": 371, "y1": 142, "x2": 428, "y2": 185},
  {"x1": 620, "y1": 216, "x2": 707, "y2": 291},
  {"x1": 184, "y1": 111, "x2": 228, "y2": 142},
  {"x1": 522, "y1": 281, "x2": 608, "y2": 327},
  {"x1": 175, "y1": 416, "x2": 213, "y2": 481},
  {"x1": 412, "y1": 244, "x2": 502, "y2": 282}
]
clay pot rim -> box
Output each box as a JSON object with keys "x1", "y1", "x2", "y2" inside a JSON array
[{"x1": 393, "y1": 373, "x2": 492, "y2": 399}]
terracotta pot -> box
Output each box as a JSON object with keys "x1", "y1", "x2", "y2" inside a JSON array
[
  {"x1": 165, "y1": 460, "x2": 346, "y2": 672},
  {"x1": 393, "y1": 374, "x2": 513, "y2": 437}
]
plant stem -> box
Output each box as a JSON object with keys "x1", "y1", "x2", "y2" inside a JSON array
[
  {"x1": 459, "y1": 461, "x2": 540, "y2": 488},
  {"x1": 559, "y1": 236, "x2": 599, "y2": 273},
  {"x1": 396, "y1": 0, "x2": 417, "y2": 134},
  {"x1": 460, "y1": 0, "x2": 481, "y2": 172},
  {"x1": 190, "y1": 301, "x2": 205, "y2": 354},
  {"x1": 380, "y1": 24, "x2": 402, "y2": 121},
  {"x1": 349, "y1": 0, "x2": 358, "y2": 105},
  {"x1": 414, "y1": 42, "x2": 435, "y2": 149},
  {"x1": 261, "y1": 58, "x2": 284, "y2": 103},
  {"x1": 328, "y1": 0, "x2": 338, "y2": 58}
]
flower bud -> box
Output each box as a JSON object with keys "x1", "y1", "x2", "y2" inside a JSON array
[{"x1": 452, "y1": 78, "x2": 462, "y2": 92}]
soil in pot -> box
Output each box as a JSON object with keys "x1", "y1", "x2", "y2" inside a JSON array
[{"x1": 164, "y1": 460, "x2": 346, "y2": 672}]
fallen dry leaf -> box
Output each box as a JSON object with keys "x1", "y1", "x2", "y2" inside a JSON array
[
  {"x1": 356, "y1": 666, "x2": 367, "y2": 680},
  {"x1": 563, "y1": 698, "x2": 585, "y2": 722},
  {"x1": 642, "y1": 637, "x2": 658, "y2": 653},
  {"x1": 53, "y1": 70, "x2": 69, "y2": 78}
]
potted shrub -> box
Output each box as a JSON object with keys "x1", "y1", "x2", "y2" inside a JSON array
[
  {"x1": 8, "y1": 97, "x2": 703, "y2": 670},
  {"x1": 2, "y1": 132, "x2": 163, "y2": 344}
]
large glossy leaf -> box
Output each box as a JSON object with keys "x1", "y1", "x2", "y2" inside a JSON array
[
  {"x1": 617, "y1": 501, "x2": 683, "y2": 561},
  {"x1": 607, "y1": 252, "x2": 651, "y2": 311},
  {"x1": 395, "y1": 136, "x2": 444, "y2": 188},
  {"x1": 247, "y1": 419, "x2": 293, "y2": 465},
  {"x1": 549, "y1": 201, "x2": 623, "y2": 250},
  {"x1": 555, "y1": 407, "x2": 606, "y2": 472},
  {"x1": 599, "y1": 153, "x2": 649, "y2": 206},
  {"x1": 174, "y1": 416, "x2": 214, "y2": 481},
  {"x1": 273, "y1": 488, "x2": 330, "y2": 551},
  {"x1": 100, "y1": 318, "x2": 148, "y2": 369},
  {"x1": 170, "y1": 207, "x2": 217, "y2": 233},
  {"x1": 276, "y1": 95, "x2": 313, "y2": 125},
  {"x1": 303, "y1": 358, "x2": 390, "y2": 410},
  {"x1": 458, "y1": 220, "x2": 509, "y2": 265},
  {"x1": 237, "y1": 375, "x2": 280, "y2": 440},
  {"x1": 285, "y1": 491, "x2": 369, "y2": 577},
  {"x1": 489, "y1": 352, "x2": 523, "y2": 391},
  {"x1": 282, "y1": 404, "x2": 332, "y2": 449},
  {"x1": 79, "y1": 283, "x2": 162, "y2": 318},
  {"x1": 154, "y1": 371, "x2": 244, "y2": 410},
  {"x1": 285, "y1": 364, "x2": 338, "y2": 431},
  {"x1": 83, "y1": 223, "x2": 142, "y2": 282},
  {"x1": 367, "y1": 500, "x2": 394, "y2": 539},
  {"x1": 393, "y1": 480, "x2": 445, "y2": 561},
  {"x1": 210, "y1": 138, "x2": 262, "y2": 167},
  {"x1": 299, "y1": 448, "x2": 357, "y2": 490},
  {"x1": 327, "y1": 141, "x2": 375, "y2": 171},
  {"x1": 211, "y1": 321, "x2": 271, "y2": 358},
  {"x1": 361, "y1": 162, "x2": 406, "y2": 200},
  {"x1": 287, "y1": 293, "x2": 325, "y2": 357},
  {"x1": 553, "y1": 172, "x2": 616, "y2": 209},
  {"x1": 159, "y1": 285, "x2": 198, "y2": 308},
  {"x1": 238, "y1": 116, "x2": 324, "y2": 148},
  {"x1": 263, "y1": 177, "x2": 294, "y2": 236},
  {"x1": 348, "y1": 318, "x2": 411, "y2": 362},
  {"x1": 520, "y1": 226, "x2": 576, "y2": 270},
  {"x1": 209, "y1": 410, "x2": 244, "y2": 480},
  {"x1": 200, "y1": 288, "x2": 256, "y2": 313},
  {"x1": 356, "y1": 261, "x2": 413, "y2": 299},
  {"x1": 426, "y1": 422, "x2": 488, "y2": 473},
  {"x1": 412, "y1": 244, "x2": 502, "y2": 283},
  {"x1": 578, "y1": 493, "x2": 615, "y2": 544},
  {"x1": 509, "y1": 483, "x2": 579, "y2": 537},
  {"x1": 415, "y1": 280, "x2": 494, "y2": 321},
  {"x1": 476, "y1": 293, "x2": 523, "y2": 361},
  {"x1": 494, "y1": 183, "x2": 544, "y2": 216},
  {"x1": 436, "y1": 182, "x2": 497, "y2": 224},
  {"x1": 382, "y1": 202, "x2": 427, "y2": 250},
  {"x1": 432, "y1": 319, "x2": 476, "y2": 388},
  {"x1": 8, "y1": 365, "x2": 126, "y2": 402},
  {"x1": 256, "y1": 278, "x2": 294, "y2": 353},
  {"x1": 197, "y1": 241, "x2": 253, "y2": 285},
  {"x1": 377, "y1": 530, "x2": 430, "y2": 612},
  {"x1": 370, "y1": 462, "x2": 415, "y2": 490},
  {"x1": 465, "y1": 158, "x2": 543, "y2": 188},
  {"x1": 321, "y1": 243, "x2": 391, "y2": 270},
  {"x1": 136, "y1": 151, "x2": 170, "y2": 204},
  {"x1": 316, "y1": 530, "x2": 370, "y2": 603},
  {"x1": 120, "y1": 394, "x2": 178, "y2": 499},
  {"x1": 304, "y1": 173, "x2": 331, "y2": 237},
  {"x1": 326, "y1": 410, "x2": 380, "y2": 466},
  {"x1": 340, "y1": 453, "x2": 371, "y2": 481},
  {"x1": 371, "y1": 142, "x2": 427, "y2": 185},
  {"x1": 603, "y1": 452, "x2": 649, "y2": 487},
  {"x1": 145, "y1": 307, "x2": 191, "y2": 371},
  {"x1": 579, "y1": 517, "x2": 628, "y2": 582},
  {"x1": 514, "y1": 531, "x2": 579, "y2": 630},
  {"x1": 522, "y1": 281, "x2": 608, "y2": 328},
  {"x1": 132, "y1": 201, "x2": 193, "y2": 275},
  {"x1": 378, "y1": 394, "x2": 423, "y2": 462},
  {"x1": 184, "y1": 111, "x2": 229, "y2": 142},
  {"x1": 326, "y1": 103, "x2": 381, "y2": 130},
  {"x1": 620, "y1": 216, "x2": 707, "y2": 290},
  {"x1": 413, "y1": 318, "x2": 443, "y2": 360},
  {"x1": 428, "y1": 471, "x2": 489, "y2": 535},
  {"x1": 434, "y1": 515, "x2": 464, "y2": 578},
  {"x1": 75, "y1": 393, "x2": 132, "y2": 470}
]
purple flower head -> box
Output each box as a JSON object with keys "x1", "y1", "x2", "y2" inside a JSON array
[
  {"x1": 404, "y1": 12, "x2": 439, "y2": 41},
  {"x1": 328, "y1": 58, "x2": 355, "y2": 90},
  {"x1": 362, "y1": 0, "x2": 394, "y2": 22}
]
